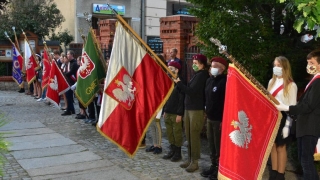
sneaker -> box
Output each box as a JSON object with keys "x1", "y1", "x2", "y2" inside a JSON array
[
  {"x1": 85, "y1": 119, "x2": 95, "y2": 124},
  {"x1": 153, "y1": 147, "x2": 162, "y2": 154},
  {"x1": 36, "y1": 98, "x2": 45, "y2": 102}
]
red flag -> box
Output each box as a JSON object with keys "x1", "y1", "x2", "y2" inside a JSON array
[
  {"x1": 218, "y1": 64, "x2": 282, "y2": 180},
  {"x1": 46, "y1": 60, "x2": 70, "y2": 107},
  {"x1": 14, "y1": 47, "x2": 24, "y2": 71},
  {"x1": 97, "y1": 23, "x2": 173, "y2": 157},
  {"x1": 24, "y1": 40, "x2": 38, "y2": 84},
  {"x1": 41, "y1": 50, "x2": 51, "y2": 89}
]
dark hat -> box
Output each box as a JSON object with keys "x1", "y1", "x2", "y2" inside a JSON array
[
  {"x1": 192, "y1": 54, "x2": 207, "y2": 65},
  {"x1": 168, "y1": 61, "x2": 181, "y2": 70},
  {"x1": 210, "y1": 57, "x2": 228, "y2": 68}
]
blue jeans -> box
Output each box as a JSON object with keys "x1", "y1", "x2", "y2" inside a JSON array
[
  {"x1": 297, "y1": 136, "x2": 319, "y2": 180},
  {"x1": 41, "y1": 87, "x2": 47, "y2": 99}
]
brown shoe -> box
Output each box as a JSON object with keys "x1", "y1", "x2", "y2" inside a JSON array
[
  {"x1": 180, "y1": 160, "x2": 191, "y2": 168},
  {"x1": 185, "y1": 160, "x2": 199, "y2": 172}
]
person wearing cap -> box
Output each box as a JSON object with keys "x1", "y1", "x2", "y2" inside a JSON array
[
  {"x1": 201, "y1": 57, "x2": 228, "y2": 179},
  {"x1": 162, "y1": 61, "x2": 185, "y2": 161},
  {"x1": 173, "y1": 54, "x2": 209, "y2": 172}
]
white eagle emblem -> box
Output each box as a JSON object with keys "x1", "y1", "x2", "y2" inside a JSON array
[
  {"x1": 79, "y1": 52, "x2": 95, "y2": 79},
  {"x1": 229, "y1": 110, "x2": 252, "y2": 149},
  {"x1": 26, "y1": 59, "x2": 33, "y2": 70},
  {"x1": 49, "y1": 75, "x2": 58, "y2": 91},
  {"x1": 112, "y1": 74, "x2": 136, "y2": 107}
]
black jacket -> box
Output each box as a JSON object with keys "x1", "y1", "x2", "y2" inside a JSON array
[
  {"x1": 64, "y1": 59, "x2": 79, "y2": 86},
  {"x1": 289, "y1": 78, "x2": 320, "y2": 138},
  {"x1": 177, "y1": 69, "x2": 209, "y2": 110},
  {"x1": 164, "y1": 76, "x2": 185, "y2": 116},
  {"x1": 205, "y1": 74, "x2": 227, "y2": 121}
]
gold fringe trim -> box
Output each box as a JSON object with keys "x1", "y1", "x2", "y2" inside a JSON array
[
  {"x1": 314, "y1": 153, "x2": 320, "y2": 161},
  {"x1": 220, "y1": 64, "x2": 283, "y2": 180}
]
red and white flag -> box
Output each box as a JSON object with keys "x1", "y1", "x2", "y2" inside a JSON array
[
  {"x1": 97, "y1": 23, "x2": 173, "y2": 157},
  {"x1": 24, "y1": 40, "x2": 38, "y2": 84},
  {"x1": 41, "y1": 49, "x2": 51, "y2": 89},
  {"x1": 46, "y1": 60, "x2": 70, "y2": 108},
  {"x1": 218, "y1": 64, "x2": 282, "y2": 180}
]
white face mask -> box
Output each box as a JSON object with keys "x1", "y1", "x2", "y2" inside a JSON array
[
  {"x1": 210, "y1": 68, "x2": 219, "y2": 76},
  {"x1": 273, "y1": 67, "x2": 282, "y2": 77}
]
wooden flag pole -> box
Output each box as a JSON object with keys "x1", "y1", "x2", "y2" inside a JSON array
[
  {"x1": 210, "y1": 38, "x2": 279, "y2": 105},
  {"x1": 107, "y1": 4, "x2": 176, "y2": 79}
]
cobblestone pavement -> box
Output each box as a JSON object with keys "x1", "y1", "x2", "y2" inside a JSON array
[{"x1": 0, "y1": 90, "x2": 304, "y2": 180}]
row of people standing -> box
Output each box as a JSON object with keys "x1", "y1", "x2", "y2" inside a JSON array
[{"x1": 147, "y1": 47, "x2": 320, "y2": 180}]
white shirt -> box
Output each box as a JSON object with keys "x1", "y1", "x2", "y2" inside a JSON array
[{"x1": 268, "y1": 78, "x2": 297, "y2": 106}]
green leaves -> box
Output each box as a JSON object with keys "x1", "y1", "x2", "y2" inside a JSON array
[
  {"x1": 0, "y1": 0, "x2": 65, "y2": 40},
  {"x1": 281, "y1": 0, "x2": 320, "y2": 37}
]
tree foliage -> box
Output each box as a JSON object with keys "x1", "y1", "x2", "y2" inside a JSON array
[
  {"x1": 187, "y1": 0, "x2": 320, "y2": 86},
  {"x1": 0, "y1": 0, "x2": 65, "y2": 40},
  {"x1": 280, "y1": 0, "x2": 320, "y2": 37},
  {"x1": 49, "y1": 29, "x2": 74, "y2": 47}
]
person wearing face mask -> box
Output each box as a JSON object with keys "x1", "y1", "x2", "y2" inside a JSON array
[
  {"x1": 162, "y1": 61, "x2": 185, "y2": 161},
  {"x1": 201, "y1": 57, "x2": 228, "y2": 180},
  {"x1": 173, "y1": 54, "x2": 209, "y2": 172},
  {"x1": 276, "y1": 51, "x2": 320, "y2": 180},
  {"x1": 267, "y1": 56, "x2": 298, "y2": 180}
]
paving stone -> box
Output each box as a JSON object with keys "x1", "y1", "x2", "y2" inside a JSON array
[
  {"x1": 17, "y1": 151, "x2": 102, "y2": 170},
  {"x1": 9, "y1": 136, "x2": 77, "y2": 151},
  {"x1": 12, "y1": 144, "x2": 87, "y2": 160}
]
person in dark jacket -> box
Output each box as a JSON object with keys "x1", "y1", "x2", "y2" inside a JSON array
[
  {"x1": 173, "y1": 54, "x2": 209, "y2": 172},
  {"x1": 201, "y1": 57, "x2": 228, "y2": 180},
  {"x1": 61, "y1": 50, "x2": 79, "y2": 116},
  {"x1": 163, "y1": 61, "x2": 185, "y2": 162},
  {"x1": 276, "y1": 50, "x2": 320, "y2": 180}
]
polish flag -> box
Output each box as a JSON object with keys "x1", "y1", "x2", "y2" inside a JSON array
[
  {"x1": 41, "y1": 49, "x2": 51, "y2": 89},
  {"x1": 24, "y1": 40, "x2": 38, "y2": 84},
  {"x1": 46, "y1": 60, "x2": 70, "y2": 108},
  {"x1": 97, "y1": 23, "x2": 173, "y2": 157}
]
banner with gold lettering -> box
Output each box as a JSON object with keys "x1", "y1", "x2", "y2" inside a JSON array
[{"x1": 75, "y1": 28, "x2": 106, "y2": 107}]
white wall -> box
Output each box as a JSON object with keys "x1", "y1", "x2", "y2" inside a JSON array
[{"x1": 145, "y1": 0, "x2": 166, "y2": 36}]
